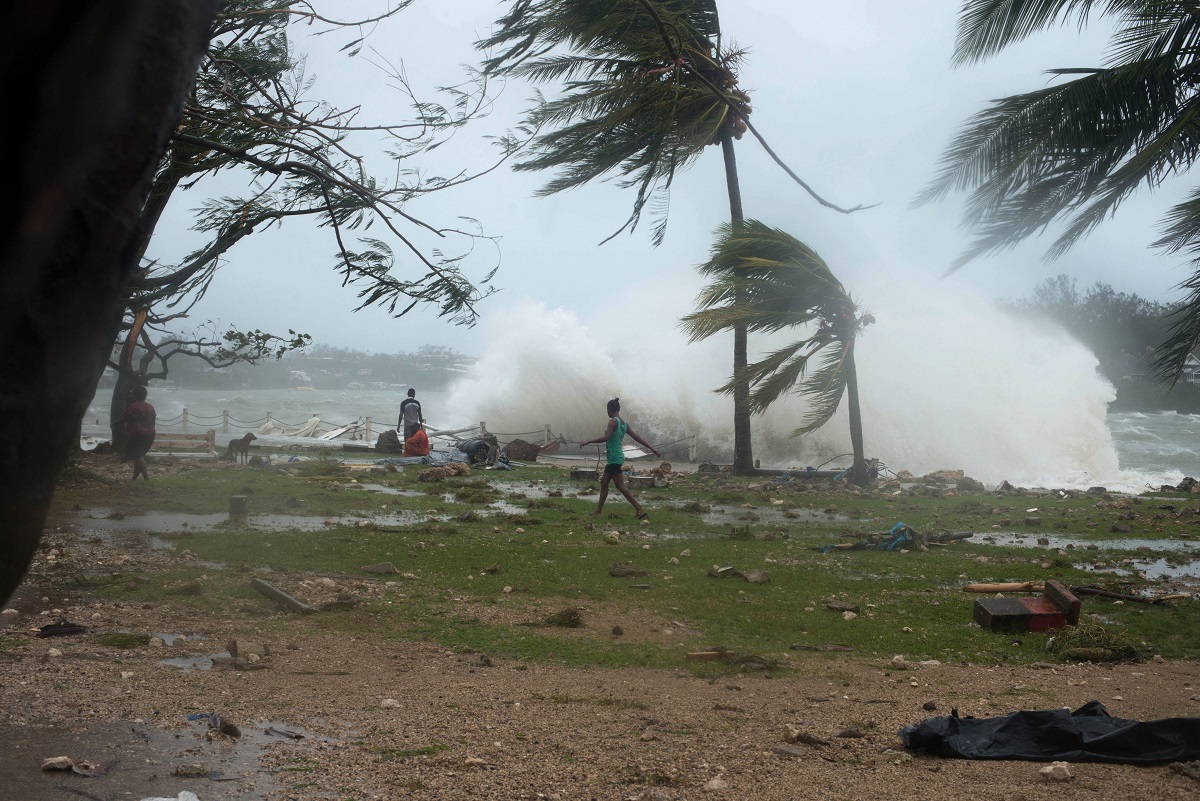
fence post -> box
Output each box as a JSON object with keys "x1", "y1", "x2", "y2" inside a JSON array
[
  {"x1": 222, "y1": 410, "x2": 229, "y2": 434},
  {"x1": 689, "y1": 435, "x2": 698, "y2": 463},
  {"x1": 365, "y1": 417, "x2": 372, "y2": 441},
  {"x1": 265, "y1": 412, "x2": 272, "y2": 433},
  {"x1": 480, "y1": 421, "x2": 487, "y2": 436},
  {"x1": 544, "y1": 425, "x2": 551, "y2": 446},
  {"x1": 182, "y1": 407, "x2": 189, "y2": 433}
]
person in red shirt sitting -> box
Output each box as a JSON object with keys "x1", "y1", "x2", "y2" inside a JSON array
[{"x1": 115, "y1": 385, "x2": 156, "y2": 480}]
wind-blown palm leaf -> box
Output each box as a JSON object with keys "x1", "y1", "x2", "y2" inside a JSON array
[
  {"x1": 951, "y1": 0, "x2": 1143, "y2": 66},
  {"x1": 479, "y1": 0, "x2": 747, "y2": 243},
  {"x1": 925, "y1": 0, "x2": 1200, "y2": 379},
  {"x1": 681, "y1": 220, "x2": 869, "y2": 433}
]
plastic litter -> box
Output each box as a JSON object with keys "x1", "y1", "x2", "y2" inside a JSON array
[{"x1": 901, "y1": 701, "x2": 1200, "y2": 764}]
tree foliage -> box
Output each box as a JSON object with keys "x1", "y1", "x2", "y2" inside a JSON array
[
  {"x1": 478, "y1": 0, "x2": 749, "y2": 245},
  {"x1": 135, "y1": 0, "x2": 514, "y2": 325},
  {"x1": 919, "y1": 0, "x2": 1200, "y2": 381},
  {"x1": 1008, "y1": 272, "x2": 1173, "y2": 380}
]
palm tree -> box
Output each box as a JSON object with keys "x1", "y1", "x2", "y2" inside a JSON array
[
  {"x1": 479, "y1": 0, "x2": 759, "y2": 472},
  {"x1": 681, "y1": 220, "x2": 874, "y2": 483},
  {"x1": 919, "y1": 0, "x2": 1200, "y2": 381}
]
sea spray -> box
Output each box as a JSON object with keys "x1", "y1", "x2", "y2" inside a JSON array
[{"x1": 448, "y1": 289, "x2": 1137, "y2": 488}]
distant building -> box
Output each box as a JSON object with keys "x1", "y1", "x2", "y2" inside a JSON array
[{"x1": 1184, "y1": 354, "x2": 1200, "y2": 385}]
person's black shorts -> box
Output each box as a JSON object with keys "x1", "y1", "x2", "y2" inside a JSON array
[{"x1": 604, "y1": 463, "x2": 623, "y2": 476}]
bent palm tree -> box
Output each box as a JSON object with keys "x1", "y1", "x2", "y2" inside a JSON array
[
  {"x1": 479, "y1": 0, "x2": 758, "y2": 472},
  {"x1": 920, "y1": 0, "x2": 1200, "y2": 381},
  {"x1": 681, "y1": 221, "x2": 874, "y2": 483}
]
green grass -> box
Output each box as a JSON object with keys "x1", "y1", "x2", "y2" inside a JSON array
[{"x1": 51, "y1": 461, "x2": 1200, "y2": 670}]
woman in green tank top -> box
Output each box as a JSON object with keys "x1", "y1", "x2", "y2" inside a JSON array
[{"x1": 579, "y1": 398, "x2": 661, "y2": 518}]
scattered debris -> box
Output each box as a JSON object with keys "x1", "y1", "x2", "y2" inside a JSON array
[
  {"x1": 790, "y1": 643, "x2": 855, "y2": 652},
  {"x1": 707, "y1": 565, "x2": 743, "y2": 579},
  {"x1": 784, "y1": 724, "x2": 831, "y2": 746},
  {"x1": 824, "y1": 599, "x2": 859, "y2": 613},
  {"x1": 251, "y1": 577, "x2": 316, "y2": 615},
  {"x1": 1048, "y1": 622, "x2": 1140, "y2": 662},
  {"x1": 36, "y1": 621, "x2": 86, "y2": 638},
  {"x1": 902, "y1": 701, "x2": 1200, "y2": 763},
  {"x1": 264, "y1": 726, "x2": 305, "y2": 740},
  {"x1": 1040, "y1": 761, "x2": 1073, "y2": 782}
]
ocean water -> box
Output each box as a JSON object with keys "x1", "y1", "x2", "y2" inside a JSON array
[{"x1": 86, "y1": 385, "x2": 1200, "y2": 491}]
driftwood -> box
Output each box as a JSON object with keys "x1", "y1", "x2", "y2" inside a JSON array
[
  {"x1": 962, "y1": 581, "x2": 1191, "y2": 605},
  {"x1": 251, "y1": 578, "x2": 316, "y2": 614},
  {"x1": 962, "y1": 581, "x2": 1043, "y2": 594},
  {"x1": 1071, "y1": 585, "x2": 1193, "y2": 605}
]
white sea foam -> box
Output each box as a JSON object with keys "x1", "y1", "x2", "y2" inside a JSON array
[{"x1": 446, "y1": 280, "x2": 1179, "y2": 491}]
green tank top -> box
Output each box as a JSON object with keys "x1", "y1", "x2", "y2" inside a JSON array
[{"x1": 606, "y1": 417, "x2": 627, "y2": 465}]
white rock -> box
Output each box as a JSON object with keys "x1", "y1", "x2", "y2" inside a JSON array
[
  {"x1": 380, "y1": 699, "x2": 401, "y2": 708},
  {"x1": 642, "y1": 544, "x2": 650, "y2": 550},
  {"x1": 680, "y1": 549, "x2": 691, "y2": 557},
  {"x1": 668, "y1": 557, "x2": 679, "y2": 565},
  {"x1": 919, "y1": 660, "x2": 942, "y2": 667},
  {"x1": 121, "y1": 671, "x2": 134, "y2": 679},
  {"x1": 42, "y1": 756, "x2": 73, "y2": 771},
  {"x1": 465, "y1": 756, "x2": 486, "y2": 765},
  {"x1": 704, "y1": 777, "x2": 728, "y2": 792},
  {"x1": 47, "y1": 648, "x2": 62, "y2": 658},
  {"x1": 502, "y1": 586, "x2": 513, "y2": 594},
  {"x1": 891, "y1": 655, "x2": 909, "y2": 669},
  {"x1": 148, "y1": 637, "x2": 164, "y2": 648},
  {"x1": 0, "y1": 608, "x2": 18, "y2": 617},
  {"x1": 1040, "y1": 761, "x2": 1073, "y2": 782},
  {"x1": 902, "y1": 626, "x2": 912, "y2": 633},
  {"x1": 842, "y1": 611, "x2": 857, "y2": 621}
]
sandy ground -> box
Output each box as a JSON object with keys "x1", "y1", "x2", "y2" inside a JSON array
[{"x1": 1, "y1": 462, "x2": 1199, "y2": 800}]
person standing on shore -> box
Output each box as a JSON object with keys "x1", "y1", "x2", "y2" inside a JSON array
[
  {"x1": 398, "y1": 388, "x2": 425, "y2": 442},
  {"x1": 115, "y1": 385, "x2": 156, "y2": 480},
  {"x1": 579, "y1": 397, "x2": 660, "y2": 518}
]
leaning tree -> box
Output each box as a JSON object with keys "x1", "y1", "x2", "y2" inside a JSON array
[{"x1": 681, "y1": 220, "x2": 874, "y2": 483}]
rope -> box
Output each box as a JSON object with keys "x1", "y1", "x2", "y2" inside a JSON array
[
  {"x1": 483, "y1": 429, "x2": 550, "y2": 438},
  {"x1": 227, "y1": 414, "x2": 270, "y2": 425}
]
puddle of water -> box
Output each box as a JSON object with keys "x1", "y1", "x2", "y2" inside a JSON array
[
  {"x1": 78, "y1": 507, "x2": 430, "y2": 537},
  {"x1": 162, "y1": 652, "x2": 228, "y2": 671},
  {"x1": 980, "y1": 532, "x2": 1200, "y2": 583},
  {"x1": 979, "y1": 532, "x2": 1197, "y2": 552},
  {"x1": 355, "y1": 483, "x2": 423, "y2": 497},
  {"x1": 0, "y1": 720, "x2": 273, "y2": 800}
]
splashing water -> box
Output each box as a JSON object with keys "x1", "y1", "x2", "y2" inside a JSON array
[{"x1": 446, "y1": 285, "x2": 1159, "y2": 490}]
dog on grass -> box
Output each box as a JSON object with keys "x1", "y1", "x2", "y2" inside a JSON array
[{"x1": 224, "y1": 432, "x2": 257, "y2": 464}]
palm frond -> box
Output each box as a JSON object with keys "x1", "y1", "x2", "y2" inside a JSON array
[
  {"x1": 791, "y1": 342, "x2": 851, "y2": 436},
  {"x1": 952, "y1": 0, "x2": 1141, "y2": 66}
]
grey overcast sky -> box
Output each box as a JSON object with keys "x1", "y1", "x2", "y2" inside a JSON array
[{"x1": 148, "y1": 0, "x2": 1193, "y2": 356}]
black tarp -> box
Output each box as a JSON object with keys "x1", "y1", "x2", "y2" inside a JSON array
[{"x1": 900, "y1": 701, "x2": 1200, "y2": 764}]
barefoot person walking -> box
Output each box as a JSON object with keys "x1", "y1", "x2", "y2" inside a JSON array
[{"x1": 580, "y1": 398, "x2": 660, "y2": 518}]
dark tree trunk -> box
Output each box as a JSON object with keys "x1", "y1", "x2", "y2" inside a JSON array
[
  {"x1": 0, "y1": 0, "x2": 219, "y2": 606},
  {"x1": 844, "y1": 343, "x2": 869, "y2": 485},
  {"x1": 721, "y1": 132, "x2": 755, "y2": 476}
]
